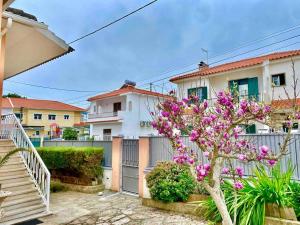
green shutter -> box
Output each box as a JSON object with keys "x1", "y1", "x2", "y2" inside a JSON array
[
  {"x1": 201, "y1": 87, "x2": 208, "y2": 100},
  {"x1": 248, "y1": 77, "x2": 259, "y2": 101},
  {"x1": 246, "y1": 124, "x2": 256, "y2": 134},
  {"x1": 229, "y1": 80, "x2": 238, "y2": 97},
  {"x1": 187, "y1": 88, "x2": 196, "y2": 97}
]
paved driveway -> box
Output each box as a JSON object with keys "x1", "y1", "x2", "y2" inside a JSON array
[{"x1": 39, "y1": 191, "x2": 207, "y2": 225}]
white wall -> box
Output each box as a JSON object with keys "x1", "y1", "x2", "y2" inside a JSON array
[
  {"x1": 89, "y1": 96, "x2": 126, "y2": 114},
  {"x1": 91, "y1": 123, "x2": 122, "y2": 139},
  {"x1": 175, "y1": 57, "x2": 300, "y2": 103},
  {"x1": 1, "y1": 107, "x2": 13, "y2": 115}
]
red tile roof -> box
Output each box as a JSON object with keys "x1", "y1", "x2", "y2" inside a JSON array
[
  {"x1": 88, "y1": 85, "x2": 173, "y2": 101},
  {"x1": 3, "y1": 98, "x2": 85, "y2": 112},
  {"x1": 170, "y1": 50, "x2": 300, "y2": 82},
  {"x1": 271, "y1": 98, "x2": 300, "y2": 110}
]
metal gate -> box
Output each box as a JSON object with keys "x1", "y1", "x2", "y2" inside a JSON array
[{"x1": 122, "y1": 139, "x2": 139, "y2": 194}]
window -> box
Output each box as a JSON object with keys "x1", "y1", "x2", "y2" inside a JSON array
[
  {"x1": 48, "y1": 114, "x2": 56, "y2": 120},
  {"x1": 229, "y1": 77, "x2": 259, "y2": 100},
  {"x1": 35, "y1": 130, "x2": 40, "y2": 136},
  {"x1": 103, "y1": 129, "x2": 112, "y2": 141},
  {"x1": 34, "y1": 114, "x2": 42, "y2": 120},
  {"x1": 93, "y1": 105, "x2": 97, "y2": 113},
  {"x1": 187, "y1": 87, "x2": 207, "y2": 101},
  {"x1": 64, "y1": 115, "x2": 70, "y2": 120},
  {"x1": 15, "y1": 113, "x2": 23, "y2": 120},
  {"x1": 272, "y1": 73, "x2": 286, "y2": 86}
]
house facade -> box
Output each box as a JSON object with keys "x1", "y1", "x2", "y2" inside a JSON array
[
  {"x1": 87, "y1": 82, "x2": 172, "y2": 140},
  {"x1": 2, "y1": 98, "x2": 85, "y2": 138},
  {"x1": 170, "y1": 50, "x2": 300, "y2": 133}
]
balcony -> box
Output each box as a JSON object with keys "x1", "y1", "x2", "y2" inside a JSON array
[{"x1": 87, "y1": 111, "x2": 124, "y2": 123}]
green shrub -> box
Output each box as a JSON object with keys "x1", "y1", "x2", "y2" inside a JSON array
[
  {"x1": 290, "y1": 181, "x2": 300, "y2": 220},
  {"x1": 37, "y1": 146, "x2": 103, "y2": 180},
  {"x1": 200, "y1": 163, "x2": 295, "y2": 225},
  {"x1": 50, "y1": 180, "x2": 68, "y2": 193},
  {"x1": 146, "y1": 161, "x2": 196, "y2": 203},
  {"x1": 62, "y1": 128, "x2": 78, "y2": 140}
]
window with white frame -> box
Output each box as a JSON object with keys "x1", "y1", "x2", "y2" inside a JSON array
[
  {"x1": 34, "y1": 113, "x2": 42, "y2": 120},
  {"x1": 272, "y1": 73, "x2": 286, "y2": 86},
  {"x1": 48, "y1": 114, "x2": 56, "y2": 120},
  {"x1": 64, "y1": 115, "x2": 70, "y2": 120}
]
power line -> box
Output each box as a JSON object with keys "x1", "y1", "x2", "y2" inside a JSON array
[
  {"x1": 138, "y1": 33, "x2": 300, "y2": 87},
  {"x1": 135, "y1": 22, "x2": 300, "y2": 86},
  {"x1": 6, "y1": 80, "x2": 99, "y2": 93},
  {"x1": 68, "y1": 0, "x2": 159, "y2": 45}
]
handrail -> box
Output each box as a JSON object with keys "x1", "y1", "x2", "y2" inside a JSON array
[{"x1": 0, "y1": 114, "x2": 50, "y2": 211}]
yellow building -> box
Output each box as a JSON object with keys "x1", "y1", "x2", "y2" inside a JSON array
[{"x1": 2, "y1": 97, "x2": 85, "y2": 138}]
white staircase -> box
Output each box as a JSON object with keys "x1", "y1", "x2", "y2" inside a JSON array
[{"x1": 0, "y1": 115, "x2": 50, "y2": 224}]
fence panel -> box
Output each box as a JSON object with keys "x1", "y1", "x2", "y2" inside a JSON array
[
  {"x1": 43, "y1": 140, "x2": 112, "y2": 167},
  {"x1": 149, "y1": 134, "x2": 300, "y2": 180}
]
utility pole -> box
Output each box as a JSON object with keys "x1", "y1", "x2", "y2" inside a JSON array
[{"x1": 150, "y1": 82, "x2": 153, "y2": 92}]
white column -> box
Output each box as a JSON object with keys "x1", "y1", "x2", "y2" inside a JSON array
[{"x1": 262, "y1": 60, "x2": 271, "y2": 103}]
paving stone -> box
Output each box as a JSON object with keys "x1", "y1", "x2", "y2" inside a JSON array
[{"x1": 39, "y1": 191, "x2": 207, "y2": 225}]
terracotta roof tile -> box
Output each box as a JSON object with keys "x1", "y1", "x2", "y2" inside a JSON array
[
  {"x1": 3, "y1": 98, "x2": 85, "y2": 112},
  {"x1": 170, "y1": 50, "x2": 300, "y2": 82},
  {"x1": 271, "y1": 98, "x2": 300, "y2": 110},
  {"x1": 88, "y1": 85, "x2": 173, "y2": 101}
]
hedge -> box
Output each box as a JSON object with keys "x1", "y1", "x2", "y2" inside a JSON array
[{"x1": 37, "y1": 146, "x2": 103, "y2": 181}]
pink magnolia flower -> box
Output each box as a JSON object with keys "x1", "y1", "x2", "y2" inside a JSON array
[
  {"x1": 222, "y1": 167, "x2": 230, "y2": 174},
  {"x1": 238, "y1": 154, "x2": 247, "y2": 161},
  {"x1": 268, "y1": 159, "x2": 276, "y2": 167},
  {"x1": 234, "y1": 181, "x2": 244, "y2": 190},
  {"x1": 235, "y1": 167, "x2": 244, "y2": 177}
]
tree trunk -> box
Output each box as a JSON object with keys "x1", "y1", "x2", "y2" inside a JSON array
[
  {"x1": 210, "y1": 189, "x2": 233, "y2": 225},
  {"x1": 202, "y1": 158, "x2": 233, "y2": 225}
]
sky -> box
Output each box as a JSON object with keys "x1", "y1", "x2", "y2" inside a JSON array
[{"x1": 6, "y1": 0, "x2": 300, "y2": 108}]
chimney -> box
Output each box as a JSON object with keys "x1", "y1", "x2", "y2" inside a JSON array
[
  {"x1": 121, "y1": 80, "x2": 136, "y2": 89},
  {"x1": 198, "y1": 61, "x2": 209, "y2": 70}
]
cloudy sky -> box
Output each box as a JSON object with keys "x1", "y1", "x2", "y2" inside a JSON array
[{"x1": 6, "y1": 0, "x2": 300, "y2": 108}]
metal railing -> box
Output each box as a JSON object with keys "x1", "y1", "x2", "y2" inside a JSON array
[
  {"x1": 0, "y1": 114, "x2": 50, "y2": 211},
  {"x1": 88, "y1": 111, "x2": 119, "y2": 119}
]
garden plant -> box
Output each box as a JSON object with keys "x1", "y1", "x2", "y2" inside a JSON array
[{"x1": 151, "y1": 61, "x2": 300, "y2": 225}]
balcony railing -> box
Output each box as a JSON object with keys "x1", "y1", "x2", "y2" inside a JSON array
[{"x1": 88, "y1": 111, "x2": 119, "y2": 119}]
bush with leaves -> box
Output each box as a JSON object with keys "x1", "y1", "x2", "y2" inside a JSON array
[
  {"x1": 37, "y1": 146, "x2": 103, "y2": 181},
  {"x1": 146, "y1": 161, "x2": 196, "y2": 202},
  {"x1": 200, "y1": 163, "x2": 295, "y2": 225},
  {"x1": 62, "y1": 128, "x2": 78, "y2": 140}
]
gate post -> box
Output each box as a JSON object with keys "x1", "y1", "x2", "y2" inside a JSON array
[
  {"x1": 111, "y1": 136, "x2": 123, "y2": 192},
  {"x1": 138, "y1": 136, "x2": 150, "y2": 197}
]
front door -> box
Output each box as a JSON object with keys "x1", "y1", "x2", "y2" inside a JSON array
[{"x1": 122, "y1": 139, "x2": 139, "y2": 194}]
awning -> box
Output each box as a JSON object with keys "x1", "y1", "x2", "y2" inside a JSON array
[{"x1": 2, "y1": 8, "x2": 74, "y2": 79}]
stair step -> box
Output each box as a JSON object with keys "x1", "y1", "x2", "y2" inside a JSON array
[
  {"x1": 2, "y1": 180, "x2": 34, "y2": 190},
  {"x1": 1, "y1": 204, "x2": 46, "y2": 223},
  {"x1": 0, "y1": 211, "x2": 49, "y2": 225},
  {"x1": 0, "y1": 140, "x2": 14, "y2": 146},
  {"x1": 0, "y1": 167, "x2": 26, "y2": 173},
  {"x1": 0, "y1": 174, "x2": 29, "y2": 182},
  {"x1": 3, "y1": 198, "x2": 43, "y2": 212},
  {"x1": 6, "y1": 190, "x2": 37, "y2": 201}
]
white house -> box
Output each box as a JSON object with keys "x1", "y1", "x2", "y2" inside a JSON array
[
  {"x1": 87, "y1": 81, "x2": 172, "y2": 140},
  {"x1": 170, "y1": 50, "x2": 300, "y2": 133}
]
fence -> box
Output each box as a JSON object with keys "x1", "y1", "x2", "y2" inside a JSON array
[
  {"x1": 149, "y1": 134, "x2": 300, "y2": 180},
  {"x1": 43, "y1": 140, "x2": 112, "y2": 167}
]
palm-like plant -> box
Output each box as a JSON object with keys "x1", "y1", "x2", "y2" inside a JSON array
[{"x1": 198, "y1": 163, "x2": 295, "y2": 225}]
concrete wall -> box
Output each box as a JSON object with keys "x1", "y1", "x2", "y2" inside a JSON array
[{"x1": 103, "y1": 167, "x2": 112, "y2": 190}]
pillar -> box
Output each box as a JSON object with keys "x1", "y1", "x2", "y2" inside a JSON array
[
  {"x1": 0, "y1": 2, "x2": 5, "y2": 119},
  {"x1": 111, "y1": 136, "x2": 122, "y2": 192},
  {"x1": 138, "y1": 136, "x2": 150, "y2": 197}
]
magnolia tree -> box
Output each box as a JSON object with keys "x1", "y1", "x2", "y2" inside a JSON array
[{"x1": 151, "y1": 88, "x2": 298, "y2": 225}]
